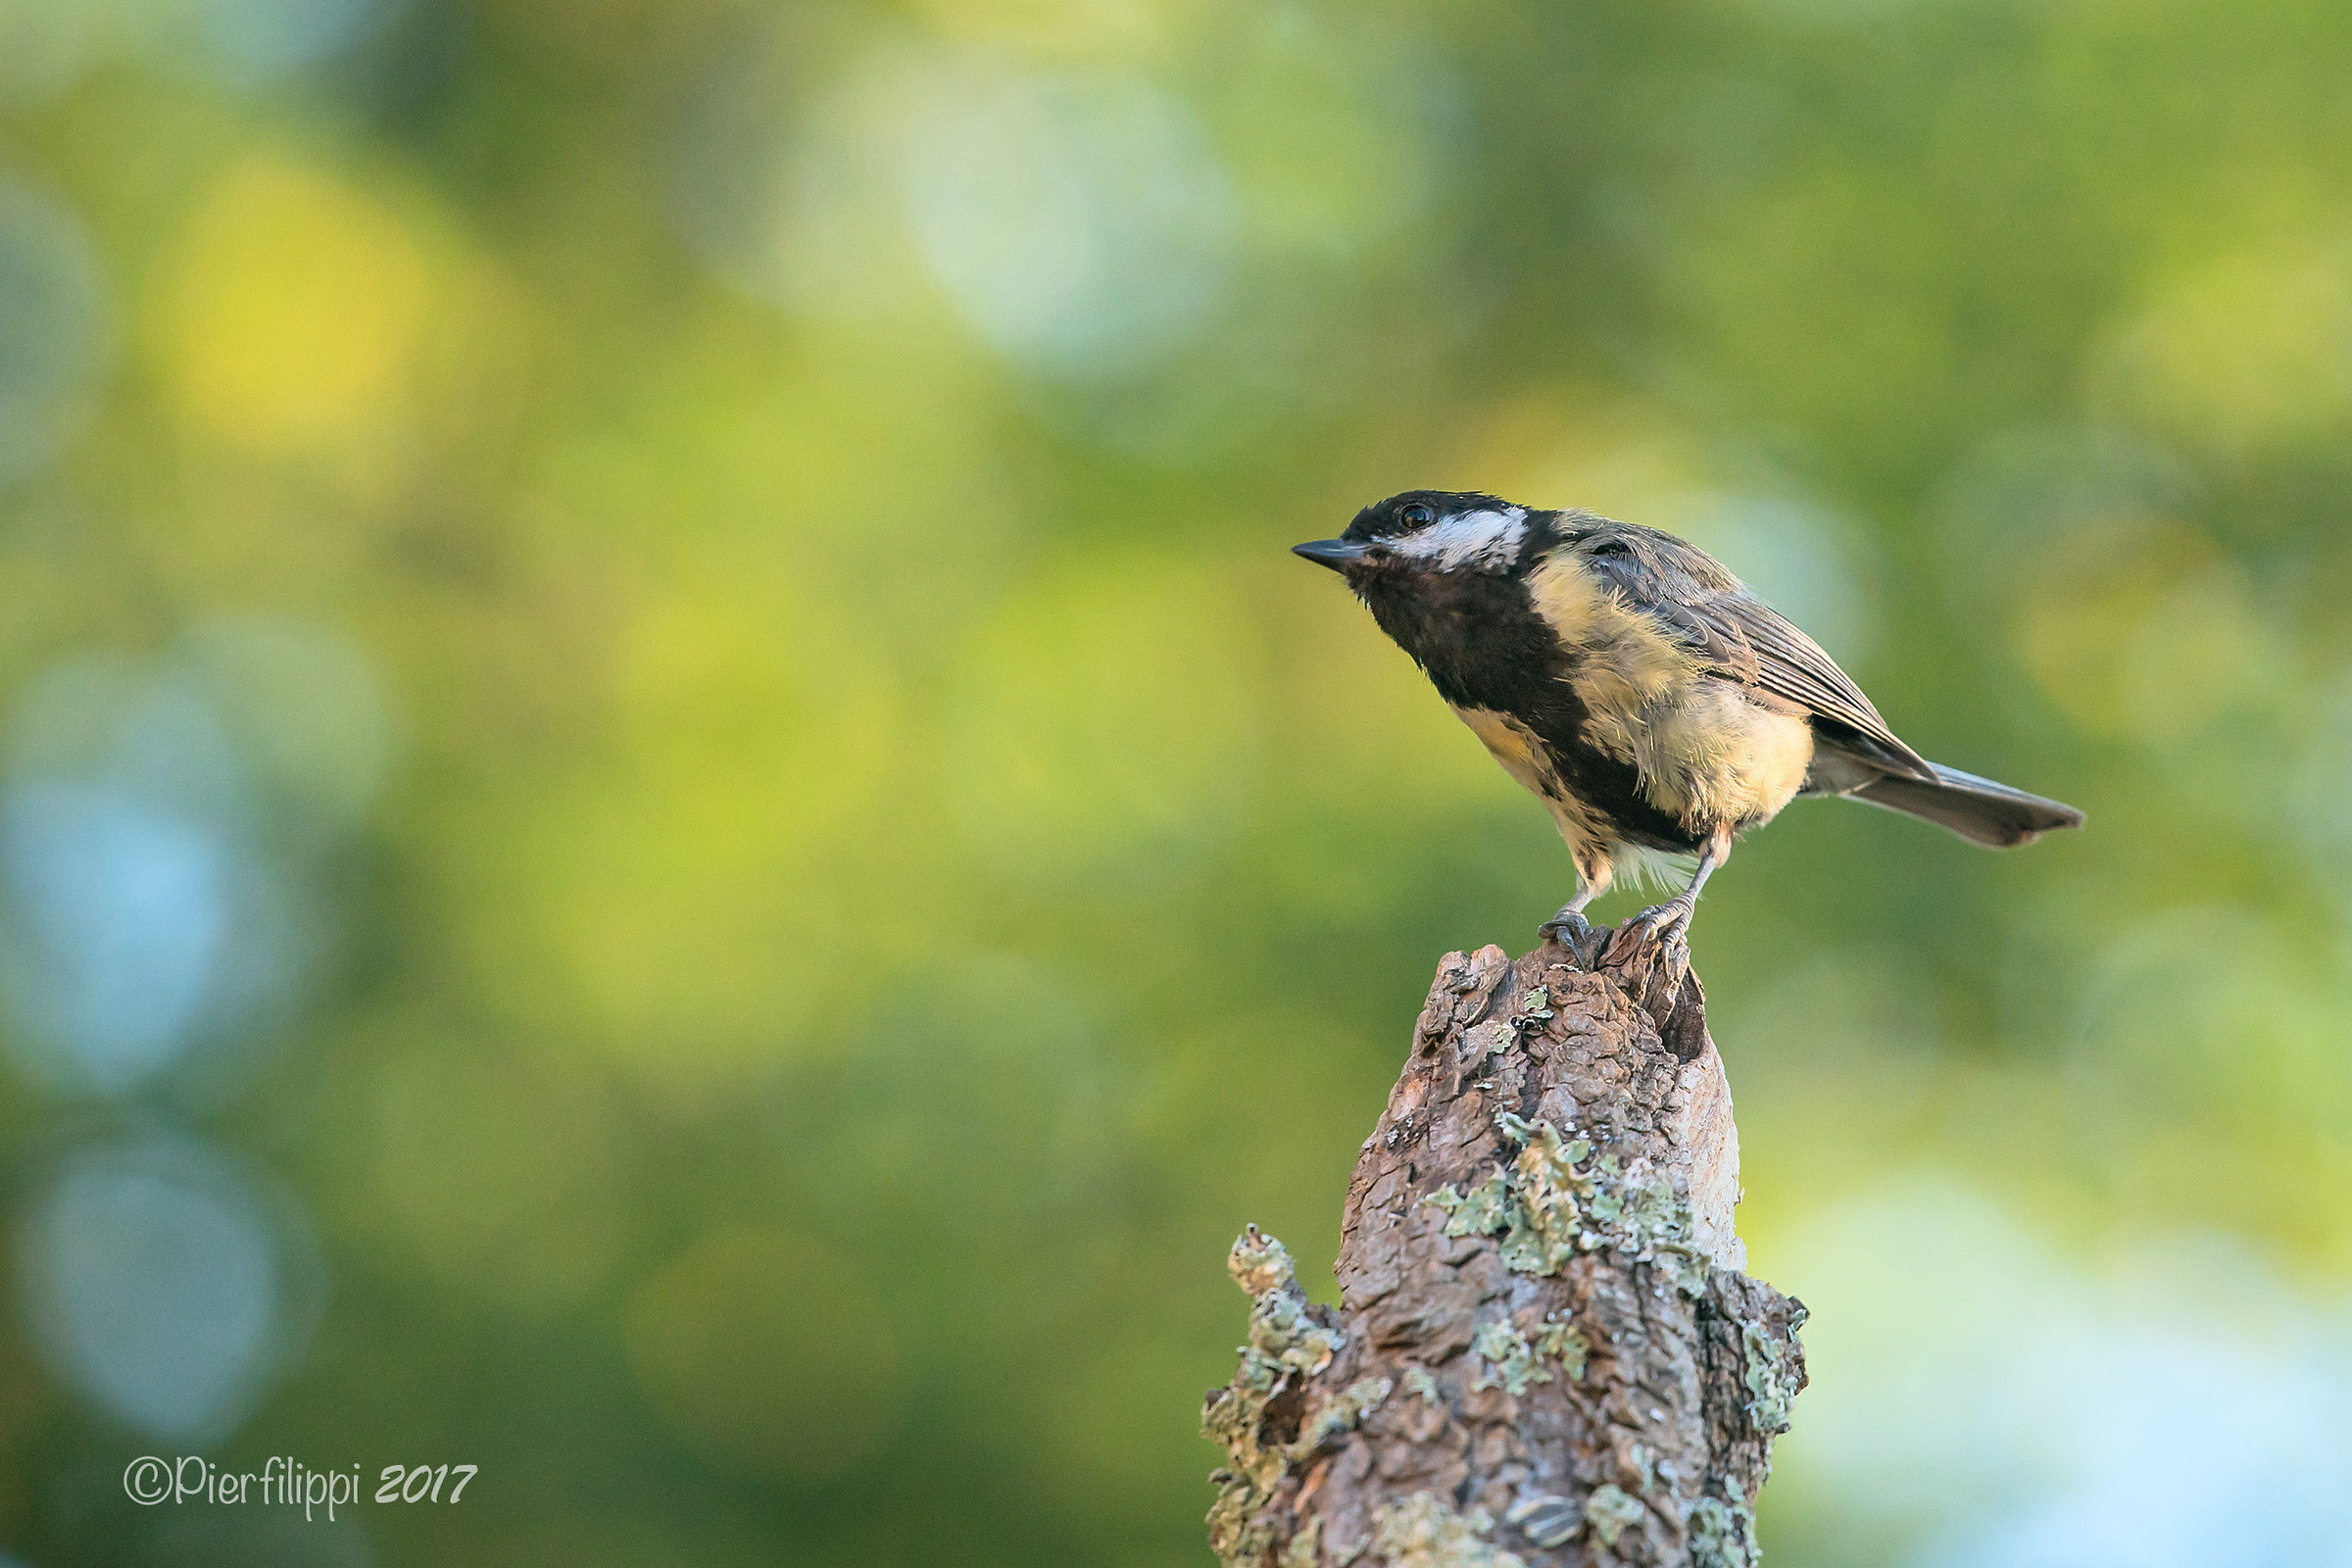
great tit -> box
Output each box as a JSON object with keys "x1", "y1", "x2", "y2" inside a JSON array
[{"x1": 1295, "y1": 490, "x2": 2082, "y2": 944}]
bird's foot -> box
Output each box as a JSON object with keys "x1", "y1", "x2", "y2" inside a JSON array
[
  {"x1": 1597, "y1": 905, "x2": 1708, "y2": 1061},
  {"x1": 1539, "y1": 905, "x2": 1608, "y2": 968},
  {"x1": 1537, "y1": 905, "x2": 1592, "y2": 946},
  {"x1": 1602, "y1": 899, "x2": 1694, "y2": 965}
]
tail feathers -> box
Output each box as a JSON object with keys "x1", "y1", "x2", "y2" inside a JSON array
[{"x1": 1852, "y1": 761, "x2": 2083, "y2": 849}]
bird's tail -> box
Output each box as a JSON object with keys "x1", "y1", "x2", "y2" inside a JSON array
[{"x1": 1852, "y1": 762, "x2": 2083, "y2": 849}]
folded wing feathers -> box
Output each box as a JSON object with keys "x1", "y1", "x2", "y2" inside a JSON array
[
  {"x1": 1560, "y1": 522, "x2": 2079, "y2": 846},
  {"x1": 1684, "y1": 590, "x2": 1935, "y2": 780}
]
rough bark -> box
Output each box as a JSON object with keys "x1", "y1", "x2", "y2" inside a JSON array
[{"x1": 1202, "y1": 923, "x2": 1807, "y2": 1568}]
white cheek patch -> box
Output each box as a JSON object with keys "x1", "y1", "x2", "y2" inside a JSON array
[{"x1": 1394, "y1": 506, "x2": 1528, "y2": 570}]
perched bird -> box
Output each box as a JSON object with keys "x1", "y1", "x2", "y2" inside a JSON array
[{"x1": 1294, "y1": 491, "x2": 2082, "y2": 945}]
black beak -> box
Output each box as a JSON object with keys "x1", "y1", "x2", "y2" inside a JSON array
[{"x1": 1292, "y1": 538, "x2": 1371, "y2": 572}]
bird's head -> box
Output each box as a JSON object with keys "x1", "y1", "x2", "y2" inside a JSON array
[{"x1": 1293, "y1": 491, "x2": 1534, "y2": 582}]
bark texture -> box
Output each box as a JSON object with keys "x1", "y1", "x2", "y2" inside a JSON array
[{"x1": 1202, "y1": 924, "x2": 1807, "y2": 1568}]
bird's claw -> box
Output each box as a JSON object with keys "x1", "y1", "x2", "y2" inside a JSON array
[
  {"x1": 1639, "y1": 901, "x2": 1695, "y2": 942},
  {"x1": 1596, "y1": 905, "x2": 1703, "y2": 1056},
  {"x1": 1538, "y1": 906, "x2": 1592, "y2": 946},
  {"x1": 1603, "y1": 900, "x2": 1694, "y2": 964}
]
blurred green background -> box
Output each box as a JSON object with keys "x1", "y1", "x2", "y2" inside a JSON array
[{"x1": 3, "y1": 0, "x2": 2352, "y2": 1565}]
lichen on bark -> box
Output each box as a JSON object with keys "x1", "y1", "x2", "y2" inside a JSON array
[{"x1": 1200, "y1": 923, "x2": 1806, "y2": 1566}]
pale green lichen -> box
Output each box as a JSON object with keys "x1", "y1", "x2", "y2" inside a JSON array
[
  {"x1": 1205, "y1": 1226, "x2": 1348, "y2": 1568},
  {"x1": 1469, "y1": 1321, "x2": 1540, "y2": 1395},
  {"x1": 1469, "y1": 1315, "x2": 1588, "y2": 1395},
  {"x1": 1370, "y1": 1494, "x2": 1526, "y2": 1568},
  {"x1": 1228, "y1": 1229, "x2": 1338, "y2": 1385},
  {"x1": 1530, "y1": 1314, "x2": 1588, "y2": 1381},
  {"x1": 1493, "y1": 1114, "x2": 1590, "y2": 1275},
  {"x1": 1461, "y1": 1019, "x2": 1517, "y2": 1068},
  {"x1": 1687, "y1": 1481, "x2": 1757, "y2": 1568},
  {"x1": 1232, "y1": 1224, "x2": 1305, "y2": 1298},
  {"x1": 1253, "y1": 1285, "x2": 1342, "y2": 1380},
  {"x1": 1741, "y1": 1321, "x2": 1799, "y2": 1435},
  {"x1": 1401, "y1": 1366, "x2": 1442, "y2": 1404},
  {"x1": 1420, "y1": 1115, "x2": 1712, "y2": 1295},
  {"x1": 1204, "y1": 1395, "x2": 1280, "y2": 1490},
  {"x1": 1464, "y1": 988, "x2": 1555, "y2": 1072},
  {"x1": 1281, "y1": 1514, "x2": 1322, "y2": 1568},
  {"x1": 1286, "y1": 1377, "x2": 1392, "y2": 1460},
  {"x1": 1415, "y1": 1116, "x2": 1585, "y2": 1277},
  {"x1": 1207, "y1": 1483, "x2": 1280, "y2": 1568},
  {"x1": 1525, "y1": 1114, "x2": 1711, "y2": 1294},
  {"x1": 1424, "y1": 1171, "x2": 1513, "y2": 1239},
  {"x1": 1583, "y1": 1485, "x2": 1646, "y2": 1549}
]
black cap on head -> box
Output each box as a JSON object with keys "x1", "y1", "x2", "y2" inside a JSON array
[
  {"x1": 1294, "y1": 490, "x2": 1535, "y2": 576},
  {"x1": 1344, "y1": 490, "x2": 1515, "y2": 543}
]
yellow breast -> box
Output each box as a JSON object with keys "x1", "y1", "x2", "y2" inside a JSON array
[{"x1": 1525, "y1": 554, "x2": 1814, "y2": 831}]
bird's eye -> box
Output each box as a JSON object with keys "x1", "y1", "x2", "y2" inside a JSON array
[{"x1": 1400, "y1": 504, "x2": 1434, "y2": 526}]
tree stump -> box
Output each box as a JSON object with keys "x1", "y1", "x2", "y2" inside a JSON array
[{"x1": 1202, "y1": 923, "x2": 1807, "y2": 1568}]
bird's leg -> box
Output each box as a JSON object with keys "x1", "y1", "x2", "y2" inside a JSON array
[
  {"x1": 1621, "y1": 827, "x2": 1733, "y2": 949},
  {"x1": 1538, "y1": 889, "x2": 1596, "y2": 946},
  {"x1": 1539, "y1": 854, "x2": 1613, "y2": 946}
]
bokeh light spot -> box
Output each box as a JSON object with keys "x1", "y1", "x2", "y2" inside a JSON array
[
  {"x1": 899, "y1": 62, "x2": 1234, "y2": 378},
  {"x1": 0, "y1": 620, "x2": 383, "y2": 1099},
  {"x1": 2011, "y1": 517, "x2": 2268, "y2": 742},
  {"x1": 163, "y1": 160, "x2": 430, "y2": 454},
  {"x1": 1213, "y1": 13, "x2": 1438, "y2": 260},
  {"x1": 0, "y1": 782, "x2": 230, "y2": 1096},
  {"x1": 2098, "y1": 237, "x2": 2352, "y2": 457},
  {"x1": 1771, "y1": 1181, "x2": 2352, "y2": 1568},
  {"x1": 448, "y1": 593, "x2": 904, "y2": 1074},
  {"x1": 15, "y1": 1140, "x2": 295, "y2": 1439},
  {"x1": 169, "y1": 0, "x2": 402, "y2": 87}
]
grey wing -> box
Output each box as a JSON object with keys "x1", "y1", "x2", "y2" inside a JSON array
[
  {"x1": 1585, "y1": 529, "x2": 1935, "y2": 781},
  {"x1": 1686, "y1": 590, "x2": 1934, "y2": 777}
]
